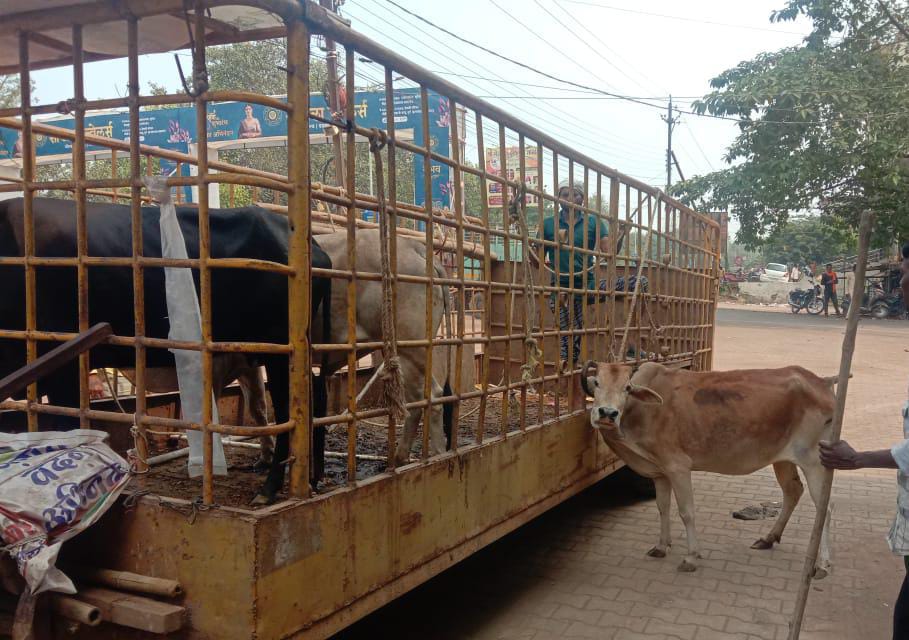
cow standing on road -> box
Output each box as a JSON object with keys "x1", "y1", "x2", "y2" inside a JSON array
[{"x1": 582, "y1": 361, "x2": 836, "y2": 576}]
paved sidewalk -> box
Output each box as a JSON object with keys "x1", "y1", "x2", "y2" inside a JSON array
[
  {"x1": 339, "y1": 468, "x2": 899, "y2": 640},
  {"x1": 338, "y1": 312, "x2": 909, "y2": 640}
]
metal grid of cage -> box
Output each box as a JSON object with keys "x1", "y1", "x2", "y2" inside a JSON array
[{"x1": 0, "y1": 0, "x2": 720, "y2": 509}]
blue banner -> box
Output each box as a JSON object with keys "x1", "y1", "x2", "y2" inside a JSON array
[{"x1": 0, "y1": 88, "x2": 451, "y2": 209}]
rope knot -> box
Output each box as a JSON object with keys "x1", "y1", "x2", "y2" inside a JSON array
[
  {"x1": 380, "y1": 356, "x2": 408, "y2": 421},
  {"x1": 507, "y1": 183, "x2": 527, "y2": 226}
]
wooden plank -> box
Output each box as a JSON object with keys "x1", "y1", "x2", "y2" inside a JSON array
[
  {"x1": 76, "y1": 587, "x2": 185, "y2": 634},
  {"x1": 0, "y1": 323, "x2": 112, "y2": 400}
]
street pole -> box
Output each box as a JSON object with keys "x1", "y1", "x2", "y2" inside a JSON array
[
  {"x1": 320, "y1": 0, "x2": 345, "y2": 191},
  {"x1": 661, "y1": 96, "x2": 680, "y2": 193}
]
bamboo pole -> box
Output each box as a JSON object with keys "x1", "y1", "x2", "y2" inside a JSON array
[
  {"x1": 50, "y1": 594, "x2": 101, "y2": 626},
  {"x1": 787, "y1": 210, "x2": 874, "y2": 640},
  {"x1": 71, "y1": 568, "x2": 182, "y2": 599}
]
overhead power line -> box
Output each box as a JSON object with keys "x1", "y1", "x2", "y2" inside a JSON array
[
  {"x1": 488, "y1": 0, "x2": 625, "y2": 95},
  {"x1": 380, "y1": 0, "x2": 669, "y2": 110},
  {"x1": 541, "y1": 0, "x2": 667, "y2": 96},
  {"x1": 350, "y1": 0, "x2": 664, "y2": 162},
  {"x1": 558, "y1": 0, "x2": 814, "y2": 36},
  {"x1": 377, "y1": 0, "x2": 909, "y2": 126}
]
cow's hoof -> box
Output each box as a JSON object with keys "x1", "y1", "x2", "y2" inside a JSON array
[
  {"x1": 751, "y1": 537, "x2": 775, "y2": 550},
  {"x1": 677, "y1": 559, "x2": 698, "y2": 573},
  {"x1": 646, "y1": 546, "x2": 668, "y2": 558},
  {"x1": 250, "y1": 492, "x2": 276, "y2": 506},
  {"x1": 811, "y1": 566, "x2": 829, "y2": 580}
]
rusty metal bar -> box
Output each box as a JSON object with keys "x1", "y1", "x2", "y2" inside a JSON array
[
  {"x1": 344, "y1": 48, "x2": 358, "y2": 484},
  {"x1": 420, "y1": 85, "x2": 434, "y2": 461},
  {"x1": 497, "y1": 127, "x2": 511, "y2": 436},
  {"x1": 19, "y1": 32, "x2": 38, "y2": 431},
  {"x1": 286, "y1": 16, "x2": 313, "y2": 498},
  {"x1": 127, "y1": 16, "x2": 150, "y2": 471},
  {"x1": 475, "y1": 114, "x2": 491, "y2": 445},
  {"x1": 190, "y1": 1, "x2": 215, "y2": 505},
  {"x1": 72, "y1": 25, "x2": 90, "y2": 429},
  {"x1": 383, "y1": 65, "x2": 399, "y2": 466}
]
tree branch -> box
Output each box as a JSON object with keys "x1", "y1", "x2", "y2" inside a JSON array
[{"x1": 877, "y1": 0, "x2": 909, "y2": 42}]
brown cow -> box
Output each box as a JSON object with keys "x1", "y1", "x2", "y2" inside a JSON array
[
  {"x1": 582, "y1": 361, "x2": 836, "y2": 576},
  {"x1": 120, "y1": 229, "x2": 452, "y2": 479}
]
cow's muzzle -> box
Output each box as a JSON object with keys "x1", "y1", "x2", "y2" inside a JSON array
[{"x1": 590, "y1": 406, "x2": 623, "y2": 438}]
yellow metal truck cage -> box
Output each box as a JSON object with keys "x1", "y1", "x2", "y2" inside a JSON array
[{"x1": 0, "y1": 2, "x2": 720, "y2": 637}]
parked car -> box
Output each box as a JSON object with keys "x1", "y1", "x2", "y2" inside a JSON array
[{"x1": 760, "y1": 263, "x2": 789, "y2": 282}]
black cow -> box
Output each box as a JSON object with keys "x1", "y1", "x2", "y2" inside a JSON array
[{"x1": 0, "y1": 197, "x2": 330, "y2": 504}]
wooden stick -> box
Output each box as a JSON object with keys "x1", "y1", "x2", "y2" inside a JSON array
[
  {"x1": 50, "y1": 594, "x2": 101, "y2": 626},
  {"x1": 0, "y1": 322, "x2": 111, "y2": 400},
  {"x1": 75, "y1": 587, "x2": 185, "y2": 635},
  {"x1": 71, "y1": 567, "x2": 182, "y2": 599},
  {"x1": 787, "y1": 210, "x2": 874, "y2": 639}
]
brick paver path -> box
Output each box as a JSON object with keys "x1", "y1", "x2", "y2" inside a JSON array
[{"x1": 338, "y1": 310, "x2": 908, "y2": 639}]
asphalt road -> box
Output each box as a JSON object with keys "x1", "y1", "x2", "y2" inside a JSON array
[
  {"x1": 718, "y1": 305, "x2": 908, "y2": 331},
  {"x1": 717, "y1": 306, "x2": 846, "y2": 329}
]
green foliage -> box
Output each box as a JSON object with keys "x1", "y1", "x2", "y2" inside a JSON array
[
  {"x1": 672, "y1": 0, "x2": 909, "y2": 249},
  {"x1": 207, "y1": 39, "x2": 318, "y2": 97},
  {"x1": 0, "y1": 75, "x2": 21, "y2": 109},
  {"x1": 760, "y1": 216, "x2": 856, "y2": 264}
]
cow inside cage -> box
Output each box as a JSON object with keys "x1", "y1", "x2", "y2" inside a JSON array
[{"x1": 0, "y1": 2, "x2": 720, "y2": 638}]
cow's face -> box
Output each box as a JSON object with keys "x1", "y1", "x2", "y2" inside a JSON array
[{"x1": 581, "y1": 361, "x2": 662, "y2": 438}]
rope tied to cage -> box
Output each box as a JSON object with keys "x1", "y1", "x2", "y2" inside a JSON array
[
  {"x1": 618, "y1": 194, "x2": 658, "y2": 362},
  {"x1": 367, "y1": 128, "x2": 408, "y2": 423},
  {"x1": 174, "y1": 2, "x2": 210, "y2": 99},
  {"x1": 508, "y1": 184, "x2": 542, "y2": 389},
  {"x1": 128, "y1": 425, "x2": 151, "y2": 475}
]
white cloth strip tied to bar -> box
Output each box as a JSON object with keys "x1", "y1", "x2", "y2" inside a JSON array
[
  {"x1": 0, "y1": 430, "x2": 130, "y2": 595},
  {"x1": 143, "y1": 176, "x2": 227, "y2": 477}
]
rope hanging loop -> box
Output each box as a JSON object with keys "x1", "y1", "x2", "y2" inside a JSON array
[{"x1": 366, "y1": 127, "x2": 408, "y2": 423}]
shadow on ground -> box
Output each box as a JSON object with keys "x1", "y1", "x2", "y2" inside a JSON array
[{"x1": 333, "y1": 467, "x2": 654, "y2": 640}]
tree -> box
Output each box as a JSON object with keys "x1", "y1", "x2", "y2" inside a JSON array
[
  {"x1": 760, "y1": 216, "x2": 856, "y2": 265},
  {"x1": 0, "y1": 75, "x2": 24, "y2": 109},
  {"x1": 673, "y1": 0, "x2": 909, "y2": 249}
]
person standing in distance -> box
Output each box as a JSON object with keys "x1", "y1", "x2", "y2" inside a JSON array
[{"x1": 821, "y1": 262, "x2": 842, "y2": 317}]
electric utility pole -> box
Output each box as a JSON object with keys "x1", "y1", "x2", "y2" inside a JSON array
[{"x1": 661, "y1": 96, "x2": 681, "y2": 193}]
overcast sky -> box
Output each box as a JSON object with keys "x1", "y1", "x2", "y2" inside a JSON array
[{"x1": 29, "y1": 0, "x2": 817, "y2": 232}]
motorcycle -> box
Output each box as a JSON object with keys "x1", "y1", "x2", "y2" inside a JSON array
[
  {"x1": 869, "y1": 290, "x2": 905, "y2": 319},
  {"x1": 842, "y1": 281, "x2": 889, "y2": 317},
  {"x1": 788, "y1": 284, "x2": 824, "y2": 314}
]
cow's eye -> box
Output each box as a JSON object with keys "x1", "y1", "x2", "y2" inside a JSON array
[
  {"x1": 593, "y1": 379, "x2": 599, "y2": 387},
  {"x1": 624, "y1": 384, "x2": 632, "y2": 393}
]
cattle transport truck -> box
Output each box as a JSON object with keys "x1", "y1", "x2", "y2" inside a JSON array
[{"x1": 0, "y1": 2, "x2": 720, "y2": 638}]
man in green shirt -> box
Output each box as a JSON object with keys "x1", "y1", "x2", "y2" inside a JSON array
[{"x1": 534, "y1": 179, "x2": 623, "y2": 369}]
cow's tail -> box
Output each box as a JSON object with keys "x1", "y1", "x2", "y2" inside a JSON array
[{"x1": 435, "y1": 259, "x2": 454, "y2": 449}]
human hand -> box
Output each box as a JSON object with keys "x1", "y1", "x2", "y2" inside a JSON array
[{"x1": 818, "y1": 439, "x2": 862, "y2": 470}]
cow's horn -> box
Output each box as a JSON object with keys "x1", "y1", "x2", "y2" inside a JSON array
[{"x1": 581, "y1": 360, "x2": 597, "y2": 398}]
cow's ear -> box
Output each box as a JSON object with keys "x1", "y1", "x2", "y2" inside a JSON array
[{"x1": 627, "y1": 383, "x2": 663, "y2": 405}]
